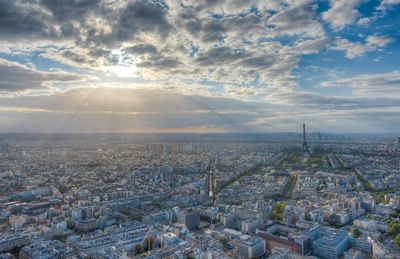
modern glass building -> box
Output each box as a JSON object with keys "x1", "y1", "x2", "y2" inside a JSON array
[{"x1": 304, "y1": 225, "x2": 349, "y2": 259}]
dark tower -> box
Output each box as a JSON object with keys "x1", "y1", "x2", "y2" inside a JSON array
[{"x1": 302, "y1": 123, "x2": 309, "y2": 151}]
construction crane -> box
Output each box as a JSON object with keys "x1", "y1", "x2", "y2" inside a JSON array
[{"x1": 140, "y1": 226, "x2": 154, "y2": 253}]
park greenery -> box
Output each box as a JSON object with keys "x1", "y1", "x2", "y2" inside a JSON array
[
  {"x1": 219, "y1": 236, "x2": 229, "y2": 250},
  {"x1": 353, "y1": 170, "x2": 373, "y2": 191},
  {"x1": 327, "y1": 213, "x2": 341, "y2": 228},
  {"x1": 271, "y1": 202, "x2": 287, "y2": 220},
  {"x1": 282, "y1": 154, "x2": 300, "y2": 168},
  {"x1": 395, "y1": 234, "x2": 400, "y2": 246},
  {"x1": 216, "y1": 164, "x2": 262, "y2": 194},
  {"x1": 387, "y1": 220, "x2": 400, "y2": 235},
  {"x1": 305, "y1": 155, "x2": 327, "y2": 168},
  {"x1": 386, "y1": 218, "x2": 400, "y2": 247},
  {"x1": 390, "y1": 208, "x2": 400, "y2": 219},
  {"x1": 282, "y1": 175, "x2": 298, "y2": 199},
  {"x1": 373, "y1": 189, "x2": 395, "y2": 204},
  {"x1": 134, "y1": 244, "x2": 142, "y2": 255},
  {"x1": 351, "y1": 228, "x2": 361, "y2": 238}
]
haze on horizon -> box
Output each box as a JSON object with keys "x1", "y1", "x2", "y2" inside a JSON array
[{"x1": 0, "y1": 0, "x2": 399, "y2": 134}]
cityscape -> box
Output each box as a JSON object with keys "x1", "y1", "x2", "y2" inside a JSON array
[
  {"x1": 1, "y1": 128, "x2": 400, "y2": 259},
  {"x1": 0, "y1": 0, "x2": 400, "y2": 259}
]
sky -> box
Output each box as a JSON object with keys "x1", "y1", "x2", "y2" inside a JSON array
[{"x1": 0, "y1": 0, "x2": 399, "y2": 134}]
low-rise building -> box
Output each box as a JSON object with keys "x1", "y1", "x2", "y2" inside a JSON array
[
  {"x1": 19, "y1": 240, "x2": 74, "y2": 259},
  {"x1": 238, "y1": 237, "x2": 266, "y2": 259},
  {"x1": 175, "y1": 208, "x2": 200, "y2": 231},
  {"x1": 257, "y1": 223, "x2": 311, "y2": 255},
  {"x1": 304, "y1": 225, "x2": 349, "y2": 259},
  {"x1": 0, "y1": 234, "x2": 30, "y2": 253}
]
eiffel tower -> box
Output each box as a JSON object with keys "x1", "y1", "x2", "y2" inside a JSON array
[{"x1": 302, "y1": 123, "x2": 309, "y2": 152}]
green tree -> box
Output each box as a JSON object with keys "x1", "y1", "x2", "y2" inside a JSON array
[
  {"x1": 387, "y1": 221, "x2": 400, "y2": 235},
  {"x1": 219, "y1": 236, "x2": 228, "y2": 250},
  {"x1": 395, "y1": 234, "x2": 400, "y2": 246},
  {"x1": 351, "y1": 228, "x2": 361, "y2": 238},
  {"x1": 376, "y1": 194, "x2": 387, "y2": 204},
  {"x1": 327, "y1": 213, "x2": 341, "y2": 227},
  {"x1": 271, "y1": 202, "x2": 287, "y2": 220},
  {"x1": 134, "y1": 244, "x2": 142, "y2": 255},
  {"x1": 390, "y1": 208, "x2": 400, "y2": 219}
]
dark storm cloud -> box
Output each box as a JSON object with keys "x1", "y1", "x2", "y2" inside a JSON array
[
  {"x1": 137, "y1": 57, "x2": 181, "y2": 68},
  {"x1": 0, "y1": 0, "x2": 172, "y2": 48},
  {"x1": 123, "y1": 44, "x2": 158, "y2": 55},
  {"x1": 175, "y1": 1, "x2": 323, "y2": 42},
  {"x1": 0, "y1": 59, "x2": 92, "y2": 91},
  {"x1": 0, "y1": 0, "x2": 327, "y2": 87},
  {"x1": 40, "y1": 0, "x2": 101, "y2": 21},
  {"x1": 177, "y1": 8, "x2": 202, "y2": 35},
  {"x1": 176, "y1": 10, "x2": 264, "y2": 43},
  {"x1": 123, "y1": 44, "x2": 180, "y2": 69},
  {"x1": 220, "y1": 12, "x2": 264, "y2": 36},
  {"x1": 195, "y1": 47, "x2": 247, "y2": 66},
  {"x1": 0, "y1": 0, "x2": 111, "y2": 44},
  {"x1": 0, "y1": 0, "x2": 58, "y2": 40},
  {"x1": 112, "y1": 0, "x2": 172, "y2": 42},
  {"x1": 62, "y1": 50, "x2": 92, "y2": 64},
  {"x1": 200, "y1": 19, "x2": 226, "y2": 42},
  {"x1": 89, "y1": 48, "x2": 112, "y2": 58},
  {"x1": 240, "y1": 56, "x2": 276, "y2": 68}
]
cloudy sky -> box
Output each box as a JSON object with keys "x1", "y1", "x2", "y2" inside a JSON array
[{"x1": 0, "y1": 0, "x2": 399, "y2": 133}]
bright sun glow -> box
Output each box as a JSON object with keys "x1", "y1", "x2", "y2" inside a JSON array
[
  {"x1": 105, "y1": 65, "x2": 136, "y2": 78},
  {"x1": 102, "y1": 49, "x2": 137, "y2": 78}
]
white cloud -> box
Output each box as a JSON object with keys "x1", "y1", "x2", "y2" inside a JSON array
[
  {"x1": 331, "y1": 35, "x2": 393, "y2": 59},
  {"x1": 0, "y1": 58, "x2": 94, "y2": 92},
  {"x1": 321, "y1": 70, "x2": 400, "y2": 98},
  {"x1": 0, "y1": 87, "x2": 277, "y2": 133},
  {"x1": 0, "y1": 0, "x2": 329, "y2": 92},
  {"x1": 377, "y1": 0, "x2": 400, "y2": 11},
  {"x1": 366, "y1": 35, "x2": 393, "y2": 47},
  {"x1": 322, "y1": 0, "x2": 364, "y2": 30},
  {"x1": 0, "y1": 86, "x2": 398, "y2": 133},
  {"x1": 356, "y1": 16, "x2": 375, "y2": 26},
  {"x1": 0, "y1": 0, "x2": 398, "y2": 133}
]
